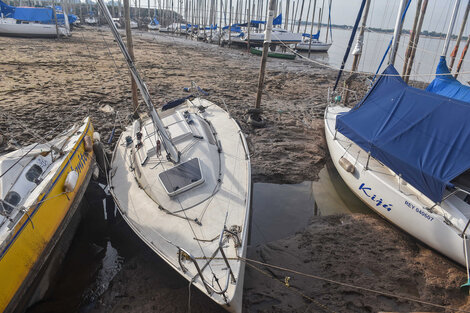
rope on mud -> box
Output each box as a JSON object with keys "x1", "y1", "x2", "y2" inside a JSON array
[
  {"x1": 239, "y1": 257, "x2": 470, "y2": 313},
  {"x1": 244, "y1": 261, "x2": 337, "y2": 313}
]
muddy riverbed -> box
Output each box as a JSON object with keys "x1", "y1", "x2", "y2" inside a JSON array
[{"x1": 1, "y1": 27, "x2": 470, "y2": 312}]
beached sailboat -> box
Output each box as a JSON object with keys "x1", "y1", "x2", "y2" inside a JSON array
[
  {"x1": 0, "y1": 0, "x2": 69, "y2": 37},
  {"x1": 325, "y1": 63, "x2": 470, "y2": 267},
  {"x1": 247, "y1": 27, "x2": 302, "y2": 44},
  {"x1": 296, "y1": 32, "x2": 331, "y2": 52},
  {"x1": 97, "y1": 0, "x2": 251, "y2": 312},
  {"x1": 325, "y1": 0, "x2": 470, "y2": 268},
  {"x1": 148, "y1": 17, "x2": 159, "y2": 30},
  {"x1": 0, "y1": 118, "x2": 96, "y2": 312}
]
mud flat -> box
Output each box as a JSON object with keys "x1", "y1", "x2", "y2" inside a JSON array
[{"x1": 1, "y1": 27, "x2": 468, "y2": 312}]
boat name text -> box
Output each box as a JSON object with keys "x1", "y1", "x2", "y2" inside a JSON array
[
  {"x1": 358, "y1": 183, "x2": 392, "y2": 211},
  {"x1": 71, "y1": 151, "x2": 89, "y2": 175},
  {"x1": 405, "y1": 201, "x2": 434, "y2": 221}
]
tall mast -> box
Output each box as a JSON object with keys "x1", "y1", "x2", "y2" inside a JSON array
[
  {"x1": 332, "y1": 0, "x2": 367, "y2": 91},
  {"x1": 442, "y1": 0, "x2": 461, "y2": 57},
  {"x1": 97, "y1": 0, "x2": 180, "y2": 163},
  {"x1": 449, "y1": 0, "x2": 470, "y2": 70},
  {"x1": 388, "y1": 0, "x2": 407, "y2": 65}
]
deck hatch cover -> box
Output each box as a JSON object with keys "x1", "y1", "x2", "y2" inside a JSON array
[{"x1": 158, "y1": 158, "x2": 204, "y2": 197}]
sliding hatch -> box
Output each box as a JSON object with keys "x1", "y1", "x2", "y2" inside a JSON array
[{"x1": 158, "y1": 158, "x2": 204, "y2": 197}]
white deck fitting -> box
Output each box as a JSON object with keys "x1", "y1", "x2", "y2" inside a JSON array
[
  {"x1": 110, "y1": 98, "x2": 251, "y2": 313},
  {"x1": 325, "y1": 104, "x2": 470, "y2": 266}
]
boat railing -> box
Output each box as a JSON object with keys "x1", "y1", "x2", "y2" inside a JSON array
[{"x1": 177, "y1": 225, "x2": 239, "y2": 296}]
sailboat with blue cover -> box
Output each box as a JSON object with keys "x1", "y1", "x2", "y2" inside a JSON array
[
  {"x1": 325, "y1": 0, "x2": 470, "y2": 267},
  {"x1": 0, "y1": 0, "x2": 70, "y2": 37}
]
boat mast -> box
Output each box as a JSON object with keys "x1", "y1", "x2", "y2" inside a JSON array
[
  {"x1": 455, "y1": 33, "x2": 470, "y2": 78},
  {"x1": 344, "y1": 0, "x2": 370, "y2": 103},
  {"x1": 124, "y1": 0, "x2": 139, "y2": 111},
  {"x1": 449, "y1": 0, "x2": 470, "y2": 70},
  {"x1": 442, "y1": 0, "x2": 461, "y2": 58},
  {"x1": 97, "y1": 0, "x2": 180, "y2": 163},
  {"x1": 402, "y1": 0, "x2": 422, "y2": 77},
  {"x1": 296, "y1": 0, "x2": 305, "y2": 33},
  {"x1": 332, "y1": 0, "x2": 366, "y2": 91},
  {"x1": 388, "y1": 0, "x2": 407, "y2": 65}
]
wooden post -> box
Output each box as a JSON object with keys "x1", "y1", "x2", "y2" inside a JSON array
[
  {"x1": 307, "y1": 0, "x2": 316, "y2": 58},
  {"x1": 296, "y1": 0, "x2": 304, "y2": 33},
  {"x1": 228, "y1": 0, "x2": 232, "y2": 46},
  {"x1": 302, "y1": 0, "x2": 311, "y2": 34},
  {"x1": 449, "y1": 0, "x2": 470, "y2": 71},
  {"x1": 51, "y1": 0, "x2": 59, "y2": 38},
  {"x1": 344, "y1": 0, "x2": 371, "y2": 102},
  {"x1": 247, "y1": 0, "x2": 251, "y2": 51},
  {"x1": 254, "y1": 0, "x2": 276, "y2": 109},
  {"x1": 284, "y1": 0, "x2": 289, "y2": 30},
  {"x1": 455, "y1": 33, "x2": 470, "y2": 78},
  {"x1": 402, "y1": 0, "x2": 422, "y2": 77},
  {"x1": 124, "y1": 0, "x2": 139, "y2": 111},
  {"x1": 404, "y1": 0, "x2": 428, "y2": 83}
]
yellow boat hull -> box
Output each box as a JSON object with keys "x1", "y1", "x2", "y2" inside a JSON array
[{"x1": 0, "y1": 118, "x2": 95, "y2": 313}]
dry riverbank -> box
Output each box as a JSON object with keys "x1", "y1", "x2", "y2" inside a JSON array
[{"x1": 1, "y1": 27, "x2": 469, "y2": 313}]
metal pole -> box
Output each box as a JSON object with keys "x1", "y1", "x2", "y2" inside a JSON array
[
  {"x1": 124, "y1": 0, "x2": 139, "y2": 112},
  {"x1": 344, "y1": 0, "x2": 370, "y2": 102},
  {"x1": 404, "y1": 0, "x2": 428, "y2": 83},
  {"x1": 255, "y1": 0, "x2": 276, "y2": 109},
  {"x1": 455, "y1": 33, "x2": 470, "y2": 78},
  {"x1": 442, "y1": 0, "x2": 461, "y2": 57},
  {"x1": 388, "y1": 0, "x2": 407, "y2": 65},
  {"x1": 402, "y1": 0, "x2": 422, "y2": 76},
  {"x1": 450, "y1": 0, "x2": 470, "y2": 70}
]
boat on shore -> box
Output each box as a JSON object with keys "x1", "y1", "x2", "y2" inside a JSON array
[
  {"x1": 247, "y1": 27, "x2": 302, "y2": 44},
  {"x1": 0, "y1": 117, "x2": 96, "y2": 312},
  {"x1": 250, "y1": 46, "x2": 296, "y2": 59},
  {"x1": 97, "y1": 1, "x2": 252, "y2": 312},
  {"x1": 325, "y1": 63, "x2": 470, "y2": 267},
  {"x1": 0, "y1": 0, "x2": 69, "y2": 37}
]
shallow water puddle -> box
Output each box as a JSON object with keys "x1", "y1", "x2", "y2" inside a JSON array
[{"x1": 250, "y1": 162, "x2": 369, "y2": 246}]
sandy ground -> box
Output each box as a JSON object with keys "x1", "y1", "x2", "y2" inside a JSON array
[{"x1": 2, "y1": 27, "x2": 470, "y2": 313}]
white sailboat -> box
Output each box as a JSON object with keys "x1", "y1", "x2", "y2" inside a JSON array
[
  {"x1": 0, "y1": 17, "x2": 68, "y2": 37},
  {"x1": 325, "y1": 0, "x2": 470, "y2": 268},
  {"x1": 97, "y1": 1, "x2": 252, "y2": 312},
  {"x1": 247, "y1": 27, "x2": 302, "y2": 43}
]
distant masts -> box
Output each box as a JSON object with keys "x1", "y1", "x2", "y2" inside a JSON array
[{"x1": 442, "y1": 0, "x2": 461, "y2": 57}]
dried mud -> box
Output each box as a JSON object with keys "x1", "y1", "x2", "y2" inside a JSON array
[{"x1": 2, "y1": 28, "x2": 469, "y2": 313}]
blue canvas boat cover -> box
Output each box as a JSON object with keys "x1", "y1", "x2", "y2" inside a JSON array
[
  {"x1": 302, "y1": 30, "x2": 320, "y2": 39},
  {"x1": 273, "y1": 13, "x2": 282, "y2": 25},
  {"x1": 426, "y1": 56, "x2": 470, "y2": 103},
  {"x1": 0, "y1": 0, "x2": 53, "y2": 22},
  {"x1": 336, "y1": 65, "x2": 470, "y2": 203}
]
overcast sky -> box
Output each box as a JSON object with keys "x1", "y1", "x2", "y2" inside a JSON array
[{"x1": 328, "y1": 0, "x2": 469, "y2": 34}]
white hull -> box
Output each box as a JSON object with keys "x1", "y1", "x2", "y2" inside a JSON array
[
  {"x1": 296, "y1": 41, "x2": 331, "y2": 52},
  {"x1": 325, "y1": 104, "x2": 470, "y2": 266},
  {"x1": 247, "y1": 28, "x2": 302, "y2": 43},
  {"x1": 85, "y1": 17, "x2": 98, "y2": 25},
  {"x1": 147, "y1": 24, "x2": 159, "y2": 30},
  {"x1": 0, "y1": 18, "x2": 68, "y2": 37},
  {"x1": 110, "y1": 98, "x2": 251, "y2": 312}
]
